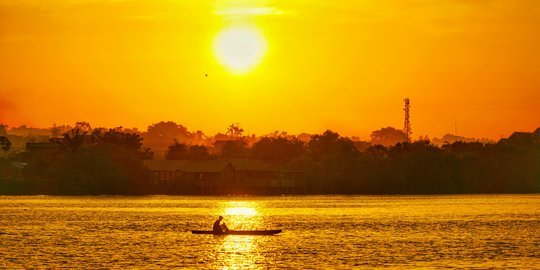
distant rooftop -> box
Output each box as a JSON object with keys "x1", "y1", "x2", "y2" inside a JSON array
[{"x1": 143, "y1": 159, "x2": 279, "y2": 173}]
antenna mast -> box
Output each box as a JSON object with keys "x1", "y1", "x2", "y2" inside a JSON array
[{"x1": 403, "y1": 98, "x2": 412, "y2": 142}]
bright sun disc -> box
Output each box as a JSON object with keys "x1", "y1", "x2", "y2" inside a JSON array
[{"x1": 213, "y1": 26, "x2": 267, "y2": 74}]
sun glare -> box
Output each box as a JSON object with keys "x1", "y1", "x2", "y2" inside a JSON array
[
  {"x1": 213, "y1": 25, "x2": 267, "y2": 74},
  {"x1": 224, "y1": 207, "x2": 258, "y2": 216}
]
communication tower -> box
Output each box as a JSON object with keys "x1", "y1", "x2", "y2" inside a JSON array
[{"x1": 403, "y1": 98, "x2": 412, "y2": 142}]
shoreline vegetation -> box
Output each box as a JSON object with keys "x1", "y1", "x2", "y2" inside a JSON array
[{"x1": 0, "y1": 122, "x2": 538, "y2": 195}]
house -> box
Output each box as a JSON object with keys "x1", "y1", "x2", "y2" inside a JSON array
[
  {"x1": 143, "y1": 159, "x2": 306, "y2": 194},
  {"x1": 498, "y1": 128, "x2": 540, "y2": 146},
  {"x1": 226, "y1": 159, "x2": 306, "y2": 194},
  {"x1": 228, "y1": 159, "x2": 275, "y2": 194},
  {"x1": 143, "y1": 160, "x2": 189, "y2": 185},
  {"x1": 179, "y1": 160, "x2": 235, "y2": 194},
  {"x1": 143, "y1": 160, "x2": 234, "y2": 193}
]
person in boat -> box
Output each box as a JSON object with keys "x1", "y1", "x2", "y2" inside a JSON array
[{"x1": 213, "y1": 216, "x2": 229, "y2": 234}]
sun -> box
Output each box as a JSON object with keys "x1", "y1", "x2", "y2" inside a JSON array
[{"x1": 213, "y1": 25, "x2": 268, "y2": 74}]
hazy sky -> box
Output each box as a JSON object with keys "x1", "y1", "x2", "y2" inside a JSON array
[{"x1": 1, "y1": 0, "x2": 539, "y2": 139}]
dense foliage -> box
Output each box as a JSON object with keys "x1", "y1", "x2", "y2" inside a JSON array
[
  {"x1": 135, "y1": 129, "x2": 539, "y2": 194},
  {"x1": 1, "y1": 127, "x2": 152, "y2": 195},
  {"x1": 0, "y1": 125, "x2": 538, "y2": 195},
  {"x1": 282, "y1": 131, "x2": 539, "y2": 194}
]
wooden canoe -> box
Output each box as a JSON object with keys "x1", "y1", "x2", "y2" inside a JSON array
[{"x1": 191, "y1": 229, "x2": 282, "y2": 235}]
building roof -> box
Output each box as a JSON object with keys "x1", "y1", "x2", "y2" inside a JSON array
[
  {"x1": 498, "y1": 128, "x2": 540, "y2": 146},
  {"x1": 226, "y1": 159, "x2": 276, "y2": 171},
  {"x1": 180, "y1": 160, "x2": 232, "y2": 173},
  {"x1": 144, "y1": 159, "x2": 280, "y2": 173},
  {"x1": 143, "y1": 160, "x2": 189, "y2": 171},
  {"x1": 143, "y1": 159, "x2": 231, "y2": 173}
]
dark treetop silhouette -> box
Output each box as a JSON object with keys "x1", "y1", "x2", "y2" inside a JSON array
[{"x1": 0, "y1": 122, "x2": 538, "y2": 195}]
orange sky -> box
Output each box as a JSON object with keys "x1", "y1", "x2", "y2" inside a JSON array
[{"x1": 0, "y1": 0, "x2": 539, "y2": 139}]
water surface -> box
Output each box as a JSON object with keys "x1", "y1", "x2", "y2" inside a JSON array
[{"x1": 1, "y1": 195, "x2": 539, "y2": 268}]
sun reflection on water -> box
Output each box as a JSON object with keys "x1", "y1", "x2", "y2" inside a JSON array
[
  {"x1": 218, "y1": 201, "x2": 263, "y2": 230},
  {"x1": 225, "y1": 207, "x2": 258, "y2": 216},
  {"x1": 214, "y1": 235, "x2": 267, "y2": 269},
  {"x1": 213, "y1": 201, "x2": 267, "y2": 269}
]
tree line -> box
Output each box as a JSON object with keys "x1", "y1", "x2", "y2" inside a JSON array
[
  {"x1": 0, "y1": 123, "x2": 152, "y2": 194},
  {"x1": 0, "y1": 122, "x2": 538, "y2": 195}
]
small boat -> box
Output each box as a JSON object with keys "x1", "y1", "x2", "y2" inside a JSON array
[{"x1": 191, "y1": 229, "x2": 282, "y2": 235}]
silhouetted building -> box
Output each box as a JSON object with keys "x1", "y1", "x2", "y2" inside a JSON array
[
  {"x1": 143, "y1": 159, "x2": 306, "y2": 194},
  {"x1": 180, "y1": 160, "x2": 235, "y2": 193},
  {"x1": 143, "y1": 160, "x2": 188, "y2": 185},
  {"x1": 227, "y1": 159, "x2": 304, "y2": 194},
  {"x1": 498, "y1": 128, "x2": 540, "y2": 146}
]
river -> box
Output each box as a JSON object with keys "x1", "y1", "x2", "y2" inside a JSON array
[{"x1": 1, "y1": 195, "x2": 538, "y2": 268}]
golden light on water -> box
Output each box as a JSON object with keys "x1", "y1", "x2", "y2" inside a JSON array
[
  {"x1": 225, "y1": 206, "x2": 258, "y2": 216},
  {"x1": 219, "y1": 201, "x2": 262, "y2": 230},
  {"x1": 216, "y1": 236, "x2": 266, "y2": 269},
  {"x1": 213, "y1": 25, "x2": 268, "y2": 74},
  {"x1": 222, "y1": 201, "x2": 260, "y2": 216},
  {"x1": 216, "y1": 201, "x2": 266, "y2": 268}
]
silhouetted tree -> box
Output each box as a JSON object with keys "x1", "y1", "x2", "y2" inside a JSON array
[
  {"x1": 388, "y1": 141, "x2": 449, "y2": 193},
  {"x1": 50, "y1": 123, "x2": 62, "y2": 137},
  {"x1": 146, "y1": 121, "x2": 190, "y2": 141},
  {"x1": 251, "y1": 137, "x2": 304, "y2": 163},
  {"x1": 226, "y1": 123, "x2": 244, "y2": 139},
  {"x1": 7, "y1": 125, "x2": 50, "y2": 137},
  {"x1": 14, "y1": 125, "x2": 152, "y2": 195},
  {"x1": 187, "y1": 145, "x2": 211, "y2": 160},
  {"x1": 75, "y1": 121, "x2": 91, "y2": 132},
  {"x1": 221, "y1": 140, "x2": 248, "y2": 158},
  {"x1": 266, "y1": 130, "x2": 288, "y2": 138},
  {"x1": 3, "y1": 122, "x2": 539, "y2": 195},
  {"x1": 0, "y1": 124, "x2": 7, "y2": 136},
  {"x1": 303, "y1": 130, "x2": 360, "y2": 193},
  {"x1": 0, "y1": 136, "x2": 11, "y2": 152},
  {"x1": 370, "y1": 127, "x2": 408, "y2": 147},
  {"x1": 166, "y1": 141, "x2": 188, "y2": 160},
  {"x1": 307, "y1": 130, "x2": 358, "y2": 160},
  {"x1": 62, "y1": 123, "x2": 91, "y2": 153},
  {"x1": 50, "y1": 144, "x2": 150, "y2": 194},
  {"x1": 92, "y1": 128, "x2": 152, "y2": 159},
  {"x1": 190, "y1": 130, "x2": 208, "y2": 145}
]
